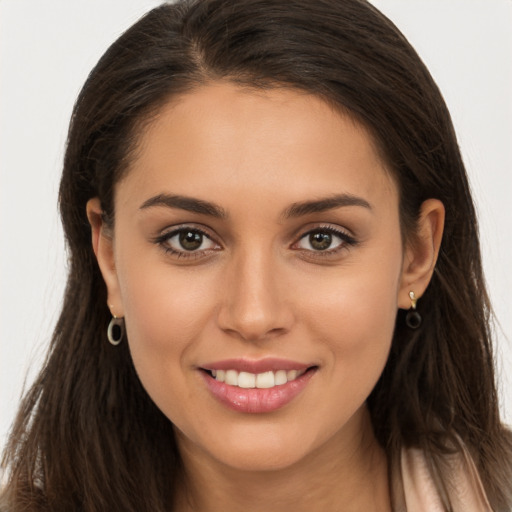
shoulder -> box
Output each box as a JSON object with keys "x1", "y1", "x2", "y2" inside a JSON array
[{"x1": 397, "y1": 445, "x2": 493, "y2": 512}]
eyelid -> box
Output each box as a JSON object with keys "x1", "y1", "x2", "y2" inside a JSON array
[
  {"x1": 291, "y1": 222, "x2": 356, "y2": 243},
  {"x1": 152, "y1": 223, "x2": 222, "y2": 258},
  {"x1": 151, "y1": 222, "x2": 357, "y2": 261},
  {"x1": 153, "y1": 222, "x2": 219, "y2": 241},
  {"x1": 290, "y1": 224, "x2": 358, "y2": 255}
]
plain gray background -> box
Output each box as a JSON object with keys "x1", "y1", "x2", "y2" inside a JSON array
[{"x1": 1, "y1": 0, "x2": 511, "y2": 451}]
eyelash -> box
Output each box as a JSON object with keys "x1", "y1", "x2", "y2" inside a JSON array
[
  {"x1": 152, "y1": 226, "x2": 219, "y2": 259},
  {"x1": 153, "y1": 225, "x2": 358, "y2": 260},
  {"x1": 292, "y1": 225, "x2": 358, "y2": 260}
]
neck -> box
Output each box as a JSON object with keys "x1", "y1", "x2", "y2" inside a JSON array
[{"x1": 173, "y1": 407, "x2": 391, "y2": 512}]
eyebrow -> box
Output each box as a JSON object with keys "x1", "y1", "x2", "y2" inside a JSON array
[
  {"x1": 139, "y1": 194, "x2": 227, "y2": 218},
  {"x1": 283, "y1": 194, "x2": 372, "y2": 218},
  {"x1": 139, "y1": 192, "x2": 371, "y2": 219}
]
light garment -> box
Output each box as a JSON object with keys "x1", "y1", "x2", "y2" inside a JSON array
[{"x1": 393, "y1": 446, "x2": 493, "y2": 511}]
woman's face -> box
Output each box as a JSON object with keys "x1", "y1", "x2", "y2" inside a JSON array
[{"x1": 96, "y1": 82, "x2": 416, "y2": 471}]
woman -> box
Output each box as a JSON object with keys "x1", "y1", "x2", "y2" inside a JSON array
[{"x1": 2, "y1": 0, "x2": 511, "y2": 510}]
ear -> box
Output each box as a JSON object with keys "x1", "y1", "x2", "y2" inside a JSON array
[
  {"x1": 86, "y1": 198, "x2": 124, "y2": 318},
  {"x1": 398, "y1": 198, "x2": 445, "y2": 309}
]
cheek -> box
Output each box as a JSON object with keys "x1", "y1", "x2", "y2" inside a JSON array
[
  {"x1": 115, "y1": 256, "x2": 219, "y2": 395},
  {"x1": 299, "y1": 250, "x2": 401, "y2": 385}
]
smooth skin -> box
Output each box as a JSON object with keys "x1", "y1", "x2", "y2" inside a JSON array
[{"x1": 88, "y1": 82, "x2": 444, "y2": 512}]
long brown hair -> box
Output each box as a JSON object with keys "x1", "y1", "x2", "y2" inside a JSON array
[{"x1": 2, "y1": 0, "x2": 511, "y2": 510}]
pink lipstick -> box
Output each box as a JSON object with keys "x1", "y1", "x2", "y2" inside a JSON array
[{"x1": 200, "y1": 358, "x2": 317, "y2": 413}]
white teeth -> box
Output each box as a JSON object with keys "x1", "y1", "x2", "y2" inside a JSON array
[
  {"x1": 210, "y1": 368, "x2": 307, "y2": 388},
  {"x1": 287, "y1": 370, "x2": 298, "y2": 381},
  {"x1": 238, "y1": 371, "x2": 256, "y2": 388},
  {"x1": 256, "y1": 371, "x2": 275, "y2": 388},
  {"x1": 225, "y1": 369, "x2": 238, "y2": 386},
  {"x1": 274, "y1": 370, "x2": 288, "y2": 385}
]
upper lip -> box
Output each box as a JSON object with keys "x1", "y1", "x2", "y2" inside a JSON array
[{"x1": 200, "y1": 358, "x2": 313, "y2": 374}]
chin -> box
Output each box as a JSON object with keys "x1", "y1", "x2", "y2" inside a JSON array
[
  {"x1": 175, "y1": 422, "x2": 317, "y2": 473},
  {"x1": 212, "y1": 443, "x2": 311, "y2": 472}
]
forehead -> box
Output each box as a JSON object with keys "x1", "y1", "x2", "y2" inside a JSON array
[{"x1": 120, "y1": 82, "x2": 397, "y2": 214}]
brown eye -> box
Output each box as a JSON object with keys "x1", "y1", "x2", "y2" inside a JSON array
[
  {"x1": 294, "y1": 227, "x2": 356, "y2": 255},
  {"x1": 159, "y1": 228, "x2": 219, "y2": 255},
  {"x1": 179, "y1": 230, "x2": 203, "y2": 251},
  {"x1": 309, "y1": 232, "x2": 332, "y2": 251},
  {"x1": 298, "y1": 230, "x2": 339, "y2": 251}
]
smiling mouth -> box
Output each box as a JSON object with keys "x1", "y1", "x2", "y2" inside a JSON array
[
  {"x1": 202, "y1": 367, "x2": 316, "y2": 389},
  {"x1": 211, "y1": 368, "x2": 305, "y2": 388},
  {"x1": 200, "y1": 364, "x2": 318, "y2": 413}
]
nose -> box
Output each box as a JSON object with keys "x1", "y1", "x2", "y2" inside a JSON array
[{"x1": 216, "y1": 248, "x2": 294, "y2": 342}]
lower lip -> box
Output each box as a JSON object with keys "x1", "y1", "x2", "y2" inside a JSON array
[{"x1": 201, "y1": 369, "x2": 316, "y2": 413}]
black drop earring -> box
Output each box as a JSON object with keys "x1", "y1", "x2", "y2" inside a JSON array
[{"x1": 405, "y1": 291, "x2": 422, "y2": 329}]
